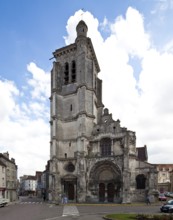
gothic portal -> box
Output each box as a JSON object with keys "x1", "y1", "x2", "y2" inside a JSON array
[{"x1": 49, "y1": 20, "x2": 158, "y2": 203}]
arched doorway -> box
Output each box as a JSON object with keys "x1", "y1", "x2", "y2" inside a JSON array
[
  {"x1": 89, "y1": 161, "x2": 122, "y2": 203},
  {"x1": 99, "y1": 183, "x2": 105, "y2": 202},
  {"x1": 62, "y1": 175, "x2": 77, "y2": 202},
  {"x1": 107, "y1": 183, "x2": 115, "y2": 202}
]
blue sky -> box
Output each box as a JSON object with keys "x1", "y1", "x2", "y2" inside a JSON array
[
  {"x1": 1, "y1": 0, "x2": 173, "y2": 84},
  {"x1": 0, "y1": 0, "x2": 173, "y2": 177}
]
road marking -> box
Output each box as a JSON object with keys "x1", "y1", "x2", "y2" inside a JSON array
[
  {"x1": 62, "y1": 205, "x2": 79, "y2": 216},
  {"x1": 19, "y1": 202, "x2": 43, "y2": 204}
]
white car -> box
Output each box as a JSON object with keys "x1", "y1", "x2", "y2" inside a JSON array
[{"x1": 0, "y1": 198, "x2": 9, "y2": 207}]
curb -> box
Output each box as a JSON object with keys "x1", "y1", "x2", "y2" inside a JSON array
[{"x1": 103, "y1": 216, "x2": 112, "y2": 220}]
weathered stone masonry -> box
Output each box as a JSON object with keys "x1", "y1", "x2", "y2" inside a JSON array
[{"x1": 49, "y1": 20, "x2": 158, "y2": 203}]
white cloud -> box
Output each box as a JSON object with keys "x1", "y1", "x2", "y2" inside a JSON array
[
  {"x1": 1, "y1": 6, "x2": 173, "y2": 178},
  {"x1": 0, "y1": 80, "x2": 19, "y2": 121},
  {"x1": 27, "y1": 62, "x2": 50, "y2": 101},
  {"x1": 1, "y1": 117, "x2": 49, "y2": 176},
  {"x1": 0, "y1": 64, "x2": 50, "y2": 177},
  {"x1": 164, "y1": 39, "x2": 173, "y2": 53},
  {"x1": 110, "y1": 7, "x2": 150, "y2": 58},
  {"x1": 64, "y1": 8, "x2": 173, "y2": 164}
]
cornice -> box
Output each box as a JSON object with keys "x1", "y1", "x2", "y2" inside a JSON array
[{"x1": 53, "y1": 43, "x2": 76, "y2": 58}]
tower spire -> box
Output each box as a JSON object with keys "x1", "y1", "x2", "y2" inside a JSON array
[{"x1": 76, "y1": 20, "x2": 88, "y2": 37}]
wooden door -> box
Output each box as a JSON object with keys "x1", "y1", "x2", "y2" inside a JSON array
[
  {"x1": 68, "y1": 183, "x2": 74, "y2": 200},
  {"x1": 107, "y1": 183, "x2": 114, "y2": 202},
  {"x1": 99, "y1": 183, "x2": 105, "y2": 202}
]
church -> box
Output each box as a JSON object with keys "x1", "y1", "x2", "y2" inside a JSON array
[{"x1": 48, "y1": 20, "x2": 158, "y2": 203}]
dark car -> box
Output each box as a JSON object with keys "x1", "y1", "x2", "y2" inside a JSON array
[
  {"x1": 159, "y1": 193, "x2": 167, "y2": 201},
  {"x1": 160, "y1": 199, "x2": 173, "y2": 213}
]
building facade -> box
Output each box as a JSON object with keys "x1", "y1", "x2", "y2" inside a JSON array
[
  {"x1": 0, "y1": 160, "x2": 6, "y2": 199},
  {"x1": 49, "y1": 20, "x2": 158, "y2": 203},
  {"x1": 0, "y1": 152, "x2": 18, "y2": 202},
  {"x1": 19, "y1": 175, "x2": 37, "y2": 196},
  {"x1": 170, "y1": 171, "x2": 173, "y2": 193},
  {"x1": 41, "y1": 161, "x2": 50, "y2": 200},
  {"x1": 156, "y1": 164, "x2": 173, "y2": 193},
  {"x1": 35, "y1": 171, "x2": 42, "y2": 197}
]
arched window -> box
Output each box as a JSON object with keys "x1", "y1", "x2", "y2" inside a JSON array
[
  {"x1": 136, "y1": 174, "x2": 146, "y2": 189},
  {"x1": 71, "y1": 60, "x2": 76, "y2": 83},
  {"x1": 64, "y1": 62, "x2": 69, "y2": 84},
  {"x1": 100, "y1": 138, "x2": 111, "y2": 156}
]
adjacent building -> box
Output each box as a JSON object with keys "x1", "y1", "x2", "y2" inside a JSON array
[
  {"x1": 40, "y1": 161, "x2": 50, "y2": 200},
  {"x1": 170, "y1": 171, "x2": 173, "y2": 192},
  {"x1": 0, "y1": 160, "x2": 6, "y2": 199},
  {"x1": 156, "y1": 164, "x2": 173, "y2": 192},
  {"x1": 35, "y1": 171, "x2": 42, "y2": 197},
  {"x1": 19, "y1": 175, "x2": 37, "y2": 196},
  {"x1": 48, "y1": 20, "x2": 158, "y2": 203},
  {"x1": 0, "y1": 152, "x2": 18, "y2": 201}
]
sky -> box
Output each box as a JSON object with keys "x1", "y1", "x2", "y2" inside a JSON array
[{"x1": 0, "y1": 0, "x2": 173, "y2": 178}]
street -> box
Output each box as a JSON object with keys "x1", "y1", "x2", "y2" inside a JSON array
[{"x1": 0, "y1": 196, "x2": 163, "y2": 220}]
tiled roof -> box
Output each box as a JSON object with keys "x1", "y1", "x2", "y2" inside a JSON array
[
  {"x1": 157, "y1": 164, "x2": 173, "y2": 168},
  {"x1": 156, "y1": 164, "x2": 173, "y2": 171}
]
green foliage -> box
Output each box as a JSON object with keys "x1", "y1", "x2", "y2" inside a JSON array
[
  {"x1": 136, "y1": 214, "x2": 173, "y2": 220},
  {"x1": 105, "y1": 214, "x2": 173, "y2": 220},
  {"x1": 106, "y1": 213, "x2": 137, "y2": 219}
]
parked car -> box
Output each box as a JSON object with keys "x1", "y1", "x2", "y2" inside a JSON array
[
  {"x1": 160, "y1": 199, "x2": 173, "y2": 213},
  {"x1": 164, "y1": 192, "x2": 170, "y2": 197},
  {"x1": 0, "y1": 198, "x2": 9, "y2": 207},
  {"x1": 158, "y1": 193, "x2": 167, "y2": 201}
]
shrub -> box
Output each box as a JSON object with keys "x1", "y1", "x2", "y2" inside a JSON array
[{"x1": 136, "y1": 214, "x2": 173, "y2": 220}]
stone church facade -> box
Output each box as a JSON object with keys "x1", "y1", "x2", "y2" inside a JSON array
[{"x1": 48, "y1": 20, "x2": 158, "y2": 203}]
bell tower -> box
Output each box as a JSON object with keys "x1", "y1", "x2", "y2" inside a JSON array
[
  {"x1": 49, "y1": 20, "x2": 103, "y2": 202},
  {"x1": 48, "y1": 19, "x2": 158, "y2": 205}
]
